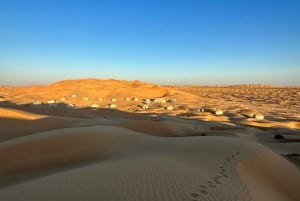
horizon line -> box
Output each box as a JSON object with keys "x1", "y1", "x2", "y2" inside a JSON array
[{"x1": 1, "y1": 77, "x2": 299, "y2": 88}]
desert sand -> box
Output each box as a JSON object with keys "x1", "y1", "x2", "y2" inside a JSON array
[{"x1": 0, "y1": 78, "x2": 299, "y2": 201}]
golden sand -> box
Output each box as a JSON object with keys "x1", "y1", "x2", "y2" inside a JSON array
[{"x1": 0, "y1": 78, "x2": 299, "y2": 201}]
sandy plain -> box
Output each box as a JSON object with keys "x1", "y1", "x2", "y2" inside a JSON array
[{"x1": 0, "y1": 78, "x2": 299, "y2": 201}]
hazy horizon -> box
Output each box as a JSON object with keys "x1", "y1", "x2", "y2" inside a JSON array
[
  {"x1": 1, "y1": 77, "x2": 299, "y2": 88},
  {"x1": 1, "y1": 0, "x2": 299, "y2": 86}
]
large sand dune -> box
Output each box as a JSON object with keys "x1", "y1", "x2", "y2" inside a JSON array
[{"x1": 0, "y1": 79, "x2": 299, "y2": 201}]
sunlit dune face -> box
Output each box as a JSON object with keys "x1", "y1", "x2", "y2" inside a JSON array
[
  {"x1": 240, "y1": 119, "x2": 300, "y2": 129},
  {"x1": 0, "y1": 108, "x2": 46, "y2": 120}
]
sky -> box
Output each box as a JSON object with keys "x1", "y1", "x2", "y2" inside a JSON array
[{"x1": 0, "y1": 0, "x2": 299, "y2": 86}]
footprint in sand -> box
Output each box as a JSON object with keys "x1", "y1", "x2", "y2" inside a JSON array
[
  {"x1": 214, "y1": 178, "x2": 221, "y2": 184},
  {"x1": 190, "y1": 192, "x2": 200, "y2": 199},
  {"x1": 219, "y1": 170, "x2": 226, "y2": 175},
  {"x1": 213, "y1": 175, "x2": 222, "y2": 181},
  {"x1": 189, "y1": 150, "x2": 241, "y2": 200},
  {"x1": 222, "y1": 174, "x2": 229, "y2": 178},
  {"x1": 199, "y1": 189, "x2": 207, "y2": 194},
  {"x1": 189, "y1": 184, "x2": 209, "y2": 201}
]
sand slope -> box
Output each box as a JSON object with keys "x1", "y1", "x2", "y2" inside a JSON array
[
  {"x1": 238, "y1": 144, "x2": 300, "y2": 201},
  {"x1": 1, "y1": 127, "x2": 299, "y2": 201},
  {"x1": 0, "y1": 107, "x2": 45, "y2": 120}
]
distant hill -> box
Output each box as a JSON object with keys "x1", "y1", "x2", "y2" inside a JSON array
[{"x1": 0, "y1": 78, "x2": 171, "y2": 105}]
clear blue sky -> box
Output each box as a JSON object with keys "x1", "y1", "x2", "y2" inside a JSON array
[{"x1": 0, "y1": 0, "x2": 299, "y2": 86}]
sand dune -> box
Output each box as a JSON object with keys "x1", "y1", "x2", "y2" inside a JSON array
[
  {"x1": 240, "y1": 119, "x2": 300, "y2": 129},
  {"x1": 1, "y1": 131, "x2": 299, "y2": 201},
  {"x1": 0, "y1": 107, "x2": 45, "y2": 120},
  {"x1": 0, "y1": 114, "x2": 84, "y2": 142},
  {"x1": 0, "y1": 79, "x2": 299, "y2": 201},
  {"x1": 0, "y1": 126, "x2": 140, "y2": 182},
  {"x1": 0, "y1": 78, "x2": 172, "y2": 106},
  {"x1": 122, "y1": 119, "x2": 175, "y2": 136},
  {"x1": 238, "y1": 144, "x2": 300, "y2": 201}
]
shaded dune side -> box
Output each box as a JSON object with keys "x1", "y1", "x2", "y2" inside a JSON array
[
  {"x1": 121, "y1": 119, "x2": 243, "y2": 138},
  {"x1": 238, "y1": 144, "x2": 300, "y2": 201},
  {"x1": 121, "y1": 120, "x2": 176, "y2": 137}
]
